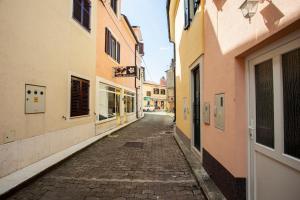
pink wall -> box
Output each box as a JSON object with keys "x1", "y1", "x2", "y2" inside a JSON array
[{"x1": 203, "y1": 0, "x2": 300, "y2": 177}]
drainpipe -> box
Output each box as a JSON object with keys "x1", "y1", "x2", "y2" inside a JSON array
[
  {"x1": 172, "y1": 42, "x2": 176, "y2": 123},
  {"x1": 135, "y1": 44, "x2": 139, "y2": 119}
]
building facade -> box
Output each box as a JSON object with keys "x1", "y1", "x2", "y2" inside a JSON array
[
  {"x1": 0, "y1": 0, "x2": 97, "y2": 178},
  {"x1": 0, "y1": 0, "x2": 144, "y2": 183},
  {"x1": 167, "y1": 0, "x2": 300, "y2": 199},
  {"x1": 166, "y1": 59, "x2": 175, "y2": 112},
  {"x1": 143, "y1": 80, "x2": 167, "y2": 111},
  {"x1": 95, "y1": 0, "x2": 144, "y2": 135}
]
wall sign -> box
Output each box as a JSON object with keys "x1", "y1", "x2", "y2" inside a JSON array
[{"x1": 114, "y1": 66, "x2": 137, "y2": 77}]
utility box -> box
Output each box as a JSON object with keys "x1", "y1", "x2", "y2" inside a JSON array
[
  {"x1": 25, "y1": 84, "x2": 46, "y2": 114},
  {"x1": 215, "y1": 93, "x2": 225, "y2": 130},
  {"x1": 203, "y1": 102, "x2": 210, "y2": 125}
]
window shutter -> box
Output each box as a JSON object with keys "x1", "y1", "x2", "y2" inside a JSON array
[
  {"x1": 71, "y1": 77, "x2": 81, "y2": 117},
  {"x1": 73, "y1": 0, "x2": 82, "y2": 23},
  {"x1": 81, "y1": 79, "x2": 90, "y2": 115},
  {"x1": 105, "y1": 28, "x2": 109, "y2": 54},
  {"x1": 184, "y1": 0, "x2": 190, "y2": 29},
  {"x1": 117, "y1": 42, "x2": 120, "y2": 63},
  {"x1": 70, "y1": 76, "x2": 90, "y2": 117}
]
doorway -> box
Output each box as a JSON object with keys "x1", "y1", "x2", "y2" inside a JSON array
[
  {"x1": 248, "y1": 37, "x2": 300, "y2": 200},
  {"x1": 192, "y1": 66, "x2": 201, "y2": 151}
]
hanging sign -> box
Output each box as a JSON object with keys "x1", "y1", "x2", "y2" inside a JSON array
[{"x1": 114, "y1": 66, "x2": 137, "y2": 77}]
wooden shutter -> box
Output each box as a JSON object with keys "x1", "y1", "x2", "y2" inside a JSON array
[
  {"x1": 70, "y1": 76, "x2": 89, "y2": 117},
  {"x1": 81, "y1": 79, "x2": 90, "y2": 115},
  {"x1": 117, "y1": 42, "x2": 120, "y2": 63},
  {"x1": 184, "y1": 0, "x2": 190, "y2": 29},
  {"x1": 105, "y1": 28, "x2": 109, "y2": 54},
  {"x1": 73, "y1": 0, "x2": 82, "y2": 23},
  {"x1": 71, "y1": 77, "x2": 81, "y2": 117}
]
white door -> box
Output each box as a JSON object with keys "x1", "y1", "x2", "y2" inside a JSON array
[{"x1": 248, "y1": 37, "x2": 300, "y2": 200}]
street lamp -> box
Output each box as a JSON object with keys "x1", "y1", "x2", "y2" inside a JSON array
[{"x1": 239, "y1": 0, "x2": 259, "y2": 22}]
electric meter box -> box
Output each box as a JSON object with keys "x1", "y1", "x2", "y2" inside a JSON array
[
  {"x1": 203, "y1": 102, "x2": 210, "y2": 125},
  {"x1": 215, "y1": 93, "x2": 225, "y2": 130},
  {"x1": 25, "y1": 84, "x2": 46, "y2": 114}
]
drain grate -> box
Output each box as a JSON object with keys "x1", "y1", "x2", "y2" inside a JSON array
[
  {"x1": 124, "y1": 142, "x2": 144, "y2": 149},
  {"x1": 164, "y1": 131, "x2": 173, "y2": 134}
]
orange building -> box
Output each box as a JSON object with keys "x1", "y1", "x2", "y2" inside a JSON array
[{"x1": 95, "y1": 0, "x2": 144, "y2": 134}]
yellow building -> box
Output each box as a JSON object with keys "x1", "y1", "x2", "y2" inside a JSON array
[
  {"x1": 168, "y1": 0, "x2": 300, "y2": 199},
  {"x1": 167, "y1": 0, "x2": 204, "y2": 150},
  {"x1": 143, "y1": 81, "x2": 167, "y2": 111}
]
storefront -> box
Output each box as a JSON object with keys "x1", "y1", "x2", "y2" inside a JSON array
[{"x1": 96, "y1": 78, "x2": 136, "y2": 135}]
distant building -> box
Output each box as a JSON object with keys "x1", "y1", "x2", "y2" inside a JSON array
[
  {"x1": 143, "y1": 78, "x2": 167, "y2": 111},
  {"x1": 166, "y1": 59, "x2": 175, "y2": 112}
]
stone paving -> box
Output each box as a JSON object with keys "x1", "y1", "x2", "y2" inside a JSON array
[{"x1": 5, "y1": 114, "x2": 205, "y2": 200}]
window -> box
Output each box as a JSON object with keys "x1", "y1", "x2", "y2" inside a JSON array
[
  {"x1": 153, "y1": 88, "x2": 159, "y2": 94},
  {"x1": 255, "y1": 59, "x2": 274, "y2": 148},
  {"x1": 184, "y1": 0, "x2": 201, "y2": 29},
  {"x1": 73, "y1": 0, "x2": 91, "y2": 31},
  {"x1": 110, "y1": 0, "x2": 118, "y2": 15},
  {"x1": 105, "y1": 28, "x2": 120, "y2": 63},
  {"x1": 160, "y1": 89, "x2": 166, "y2": 95},
  {"x1": 98, "y1": 83, "x2": 120, "y2": 121},
  {"x1": 70, "y1": 76, "x2": 90, "y2": 117},
  {"x1": 282, "y1": 48, "x2": 300, "y2": 159},
  {"x1": 146, "y1": 91, "x2": 151, "y2": 96},
  {"x1": 193, "y1": 0, "x2": 200, "y2": 14},
  {"x1": 184, "y1": 0, "x2": 190, "y2": 29},
  {"x1": 125, "y1": 91, "x2": 135, "y2": 113}
]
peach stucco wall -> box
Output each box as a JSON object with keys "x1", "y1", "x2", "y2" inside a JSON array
[
  {"x1": 203, "y1": 0, "x2": 300, "y2": 177},
  {"x1": 96, "y1": 1, "x2": 136, "y2": 90}
]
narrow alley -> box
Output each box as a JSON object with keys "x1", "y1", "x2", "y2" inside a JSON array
[{"x1": 5, "y1": 115, "x2": 205, "y2": 200}]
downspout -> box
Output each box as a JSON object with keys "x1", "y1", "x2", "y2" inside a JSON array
[
  {"x1": 172, "y1": 43, "x2": 176, "y2": 122},
  {"x1": 135, "y1": 44, "x2": 139, "y2": 119}
]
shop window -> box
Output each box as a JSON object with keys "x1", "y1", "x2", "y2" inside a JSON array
[
  {"x1": 70, "y1": 76, "x2": 90, "y2": 117},
  {"x1": 146, "y1": 91, "x2": 151, "y2": 96},
  {"x1": 98, "y1": 83, "x2": 119, "y2": 121},
  {"x1": 153, "y1": 88, "x2": 159, "y2": 94},
  {"x1": 160, "y1": 89, "x2": 166, "y2": 95},
  {"x1": 105, "y1": 28, "x2": 120, "y2": 63},
  {"x1": 73, "y1": 0, "x2": 91, "y2": 31},
  {"x1": 125, "y1": 91, "x2": 135, "y2": 113}
]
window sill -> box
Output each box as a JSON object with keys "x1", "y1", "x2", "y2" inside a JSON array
[
  {"x1": 106, "y1": 54, "x2": 120, "y2": 65},
  {"x1": 69, "y1": 114, "x2": 90, "y2": 120},
  {"x1": 72, "y1": 17, "x2": 91, "y2": 33},
  {"x1": 96, "y1": 117, "x2": 117, "y2": 125}
]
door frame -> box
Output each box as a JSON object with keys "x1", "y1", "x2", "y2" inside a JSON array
[
  {"x1": 246, "y1": 30, "x2": 300, "y2": 200},
  {"x1": 190, "y1": 56, "x2": 204, "y2": 158}
]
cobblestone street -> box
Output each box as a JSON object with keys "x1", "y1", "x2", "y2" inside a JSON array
[{"x1": 5, "y1": 114, "x2": 205, "y2": 200}]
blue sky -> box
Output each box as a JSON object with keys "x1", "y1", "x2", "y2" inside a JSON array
[{"x1": 122, "y1": 0, "x2": 173, "y2": 83}]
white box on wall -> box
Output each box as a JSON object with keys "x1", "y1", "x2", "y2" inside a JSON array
[
  {"x1": 25, "y1": 84, "x2": 46, "y2": 114},
  {"x1": 215, "y1": 93, "x2": 225, "y2": 130}
]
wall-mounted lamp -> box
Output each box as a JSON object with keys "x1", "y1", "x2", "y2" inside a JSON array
[{"x1": 239, "y1": 0, "x2": 259, "y2": 22}]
